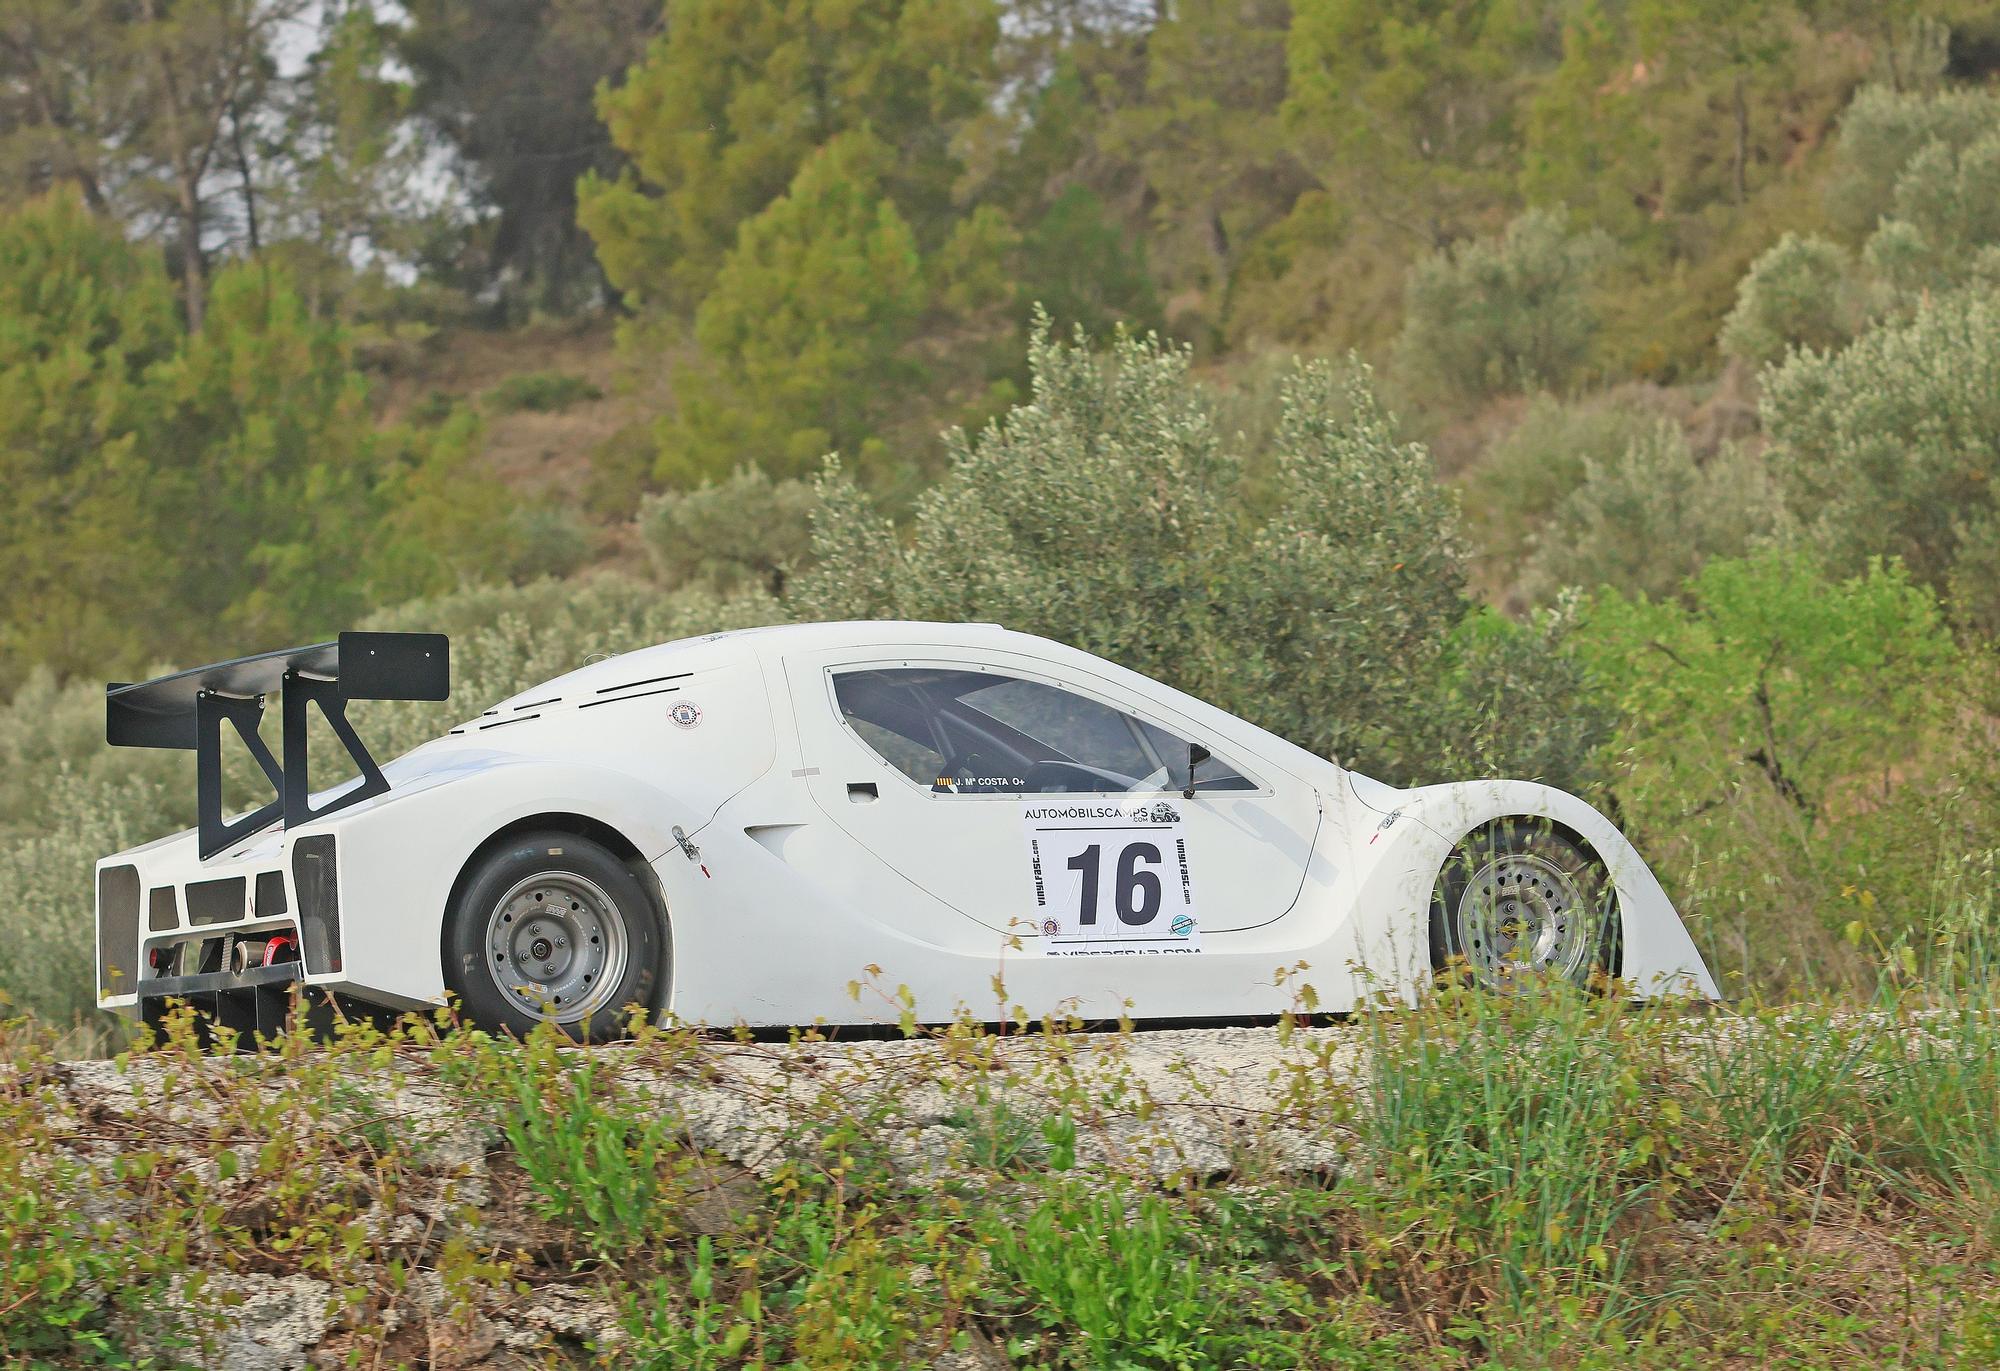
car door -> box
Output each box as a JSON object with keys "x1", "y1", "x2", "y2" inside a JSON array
[{"x1": 783, "y1": 646, "x2": 1321, "y2": 946}]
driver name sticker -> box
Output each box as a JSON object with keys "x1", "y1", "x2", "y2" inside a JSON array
[{"x1": 1021, "y1": 798, "x2": 1201, "y2": 956}]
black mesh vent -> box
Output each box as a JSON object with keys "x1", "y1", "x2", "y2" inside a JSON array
[
  {"x1": 254, "y1": 869, "x2": 288, "y2": 918},
  {"x1": 147, "y1": 886, "x2": 179, "y2": 931},
  {"x1": 186, "y1": 877, "x2": 246, "y2": 926},
  {"x1": 292, "y1": 835, "x2": 341, "y2": 974},
  {"x1": 97, "y1": 866, "x2": 141, "y2": 1000}
]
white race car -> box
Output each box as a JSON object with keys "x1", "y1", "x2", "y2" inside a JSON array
[{"x1": 96, "y1": 623, "x2": 1716, "y2": 1041}]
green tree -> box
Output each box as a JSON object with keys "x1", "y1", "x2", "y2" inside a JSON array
[
  {"x1": 1632, "y1": 0, "x2": 1794, "y2": 208},
  {"x1": 1393, "y1": 208, "x2": 1615, "y2": 405},
  {"x1": 1527, "y1": 426, "x2": 1779, "y2": 602},
  {"x1": 659, "y1": 133, "x2": 926, "y2": 487},
  {"x1": 0, "y1": 192, "x2": 508, "y2": 689},
  {"x1": 577, "y1": 0, "x2": 997, "y2": 318},
  {"x1": 1825, "y1": 81, "x2": 2000, "y2": 240},
  {"x1": 1719, "y1": 232, "x2": 1860, "y2": 365},
  {"x1": 1283, "y1": 0, "x2": 1544, "y2": 248},
  {"x1": 1577, "y1": 550, "x2": 1965, "y2": 986},
  {"x1": 396, "y1": 0, "x2": 661, "y2": 313},
  {"x1": 0, "y1": 191, "x2": 181, "y2": 683},
  {"x1": 1098, "y1": 0, "x2": 1301, "y2": 338},
  {"x1": 795, "y1": 321, "x2": 1607, "y2": 787},
  {"x1": 1761, "y1": 292, "x2": 2000, "y2": 634}
]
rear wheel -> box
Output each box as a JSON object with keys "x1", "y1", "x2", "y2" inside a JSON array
[
  {"x1": 1429, "y1": 818, "x2": 1620, "y2": 992},
  {"x1": 445, "y1": 831, "x2": 664, "y2": 1041}
]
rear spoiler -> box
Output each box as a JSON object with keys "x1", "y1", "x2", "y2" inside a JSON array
[{"x1": 108, "y1": 632, "x2": 449, "y2": 859}]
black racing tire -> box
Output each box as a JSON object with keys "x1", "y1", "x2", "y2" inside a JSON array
[
  {"x1": 445, "y1": 831, "x2": 665, "y2": 1042},
  {"x1": 1429, "y1": 817, "x2": 1622, "y2": 992}
]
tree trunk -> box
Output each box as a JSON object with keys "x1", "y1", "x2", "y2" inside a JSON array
[
  {"x1": 229, "y1": 99, "x2": 260, "y2": 256},
  {"x1": 1732, "y1": 74, "x2": 1749, "y2": 206}
]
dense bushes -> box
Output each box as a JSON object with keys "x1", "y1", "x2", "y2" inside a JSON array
[
  {"x1": 796, "y1": 324, "x2": 1607, "y2": 788},
  {"x1": 1393, "y1": 211, "x2": 1615, "y2": 407},
  {"x1": 1762, "y1": 293, "x2": 2000, "y2": 635},
  {"x1": 1578, "y1": 551, "x2": 1992, "y2": 990}
]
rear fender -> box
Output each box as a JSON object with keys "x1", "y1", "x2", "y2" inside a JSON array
[{"x1": 313, "y1": 759, "x2": 703, "y2": 1008}]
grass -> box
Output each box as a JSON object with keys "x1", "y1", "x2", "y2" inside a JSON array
[{"x1": 0, "y1": 972, "x2": 1996, "y2": 1368}]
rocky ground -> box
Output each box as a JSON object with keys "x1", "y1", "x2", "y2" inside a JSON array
[{"x1": 41, "y1": 1020, "x2": 1373, "y2": 1369}]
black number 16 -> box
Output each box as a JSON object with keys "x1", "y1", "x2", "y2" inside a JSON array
[{"x1": 1066, "y1": 842, "x2": 1163, "y2": 926}]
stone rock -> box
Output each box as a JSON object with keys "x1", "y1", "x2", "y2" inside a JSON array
[{"x1": 201, "y1": 1273, "x2": 333, "y2": 1371}]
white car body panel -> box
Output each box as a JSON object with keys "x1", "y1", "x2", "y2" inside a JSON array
[{"x1": 96, "y1": 621, "x2": 1717, "y2": 1025}]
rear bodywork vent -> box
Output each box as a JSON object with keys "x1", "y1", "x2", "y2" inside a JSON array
[
  {"x1": 186, "y1": 876, "x2": 247, "y2": 926},
  {"x1": 293, "y1": 835, "x2": 341, "y2": 974},
  {"x1": 255, "y1": 869, "x2": 288, "y2": 918},
  {"x1": 147, "y1": 886, "x2": 179, "y2": 931},
  {"x1": 98, "y1": 865, "x2": 141, "y2": 1000}
]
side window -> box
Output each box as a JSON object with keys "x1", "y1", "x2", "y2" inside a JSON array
[{"x1": 830, "y1": 666, "x2": 1253, "y2": 795}]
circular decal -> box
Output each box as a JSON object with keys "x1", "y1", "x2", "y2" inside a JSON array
[
  {"x1": 1041, "y1": 918, "x2": 1060, "y2": 937},
  {"x1": 1169, "y1": 914, "x2": 1195, "y2": 938},
  {"x1": 668, "y1": 700, "x2": 703, "y2": 729}
]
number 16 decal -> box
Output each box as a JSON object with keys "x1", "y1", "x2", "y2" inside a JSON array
[
  {"x1": 1065, "y1": 842, "x2": 1163, "y2": 925},
  {"x1": 1025, "y1": 804, "x2": 1199, "y2": 955}
]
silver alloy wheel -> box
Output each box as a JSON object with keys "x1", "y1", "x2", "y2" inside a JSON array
[
  {"x1": 1453, "y1": 851, "x2": 1595, "y2": 988},
  {"x1": 483, "y1": 871, "x2": 629, "y2": 1024}
]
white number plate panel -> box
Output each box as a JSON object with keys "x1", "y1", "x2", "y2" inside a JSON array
[{"x1": 1021, "y1": 798, "x2": 1201, "y2": 956}]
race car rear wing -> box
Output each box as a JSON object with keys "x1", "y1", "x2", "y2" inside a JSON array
[{"x1": 107, "y1": 632, "x2": 449, "y2": 859}]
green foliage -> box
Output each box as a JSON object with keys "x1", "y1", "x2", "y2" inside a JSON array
[
  {"x1": 1459, "y1": 393, "x2": 1668, "y2": 596},
  {"x1": 1825, "y1": 82, "x2": 2000, "y2": 241},
  {"x1": 795, "y1": 322, "x2": 1605, "y2": 787},
  {"x1": 396, "y1": 0, "x2": 660, "y2": 314},
  {"x1": 1761, "y1": 292, "x2": 2000, "y2": 634},
  {"x1": 484, "y1": 369, "x2": 603, "y2": 414},
  {"x1": 1861, "y1": 120, "x2": 2000, "y2": 300},
  {"x1": 1719, "y1": 232, "x2": 1860, "y2": 364},
  {"x1": 1394, "y1": 210, "x2": 1616, "y2": 406},
  {"x1": 640, "y1": 466, "x2": 819, "y2": 596},
  {"x1": 1352, "y1": 985, "x2": 1659, "y2": 1340},
  {"x1": 1527, "y1": 425, "x2": 1779, "y2": 602},
  {"x1": 981, "y1": 1178, "x2": 1385, "y2": 1369},
  {"x1": 577, "y1": 0, "x2": 996, "y2": 316},
  {"x1": 1015, "y1": 186, "x2": 1161, "y2": 341},
  {"x1": 659, "y1": 133, "x2": 926, "y2": 486},
  {"x1": 1283, "y1": 0, "x2": 1542, "y2": 245},
  {"x1": 0, "y1": 194, "x2": 510, "y2": 692},
  {"x1": 1576, "y1": 550, "x2": 1976, "y2": 987},
  {"x1": 491, "y1": 1028, "x2": 686, "y2": 1258}
]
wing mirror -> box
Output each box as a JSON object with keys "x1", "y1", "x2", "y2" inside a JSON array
[{"x1": 1183, "y1": 743, "x2": 1211, "y2": 800}]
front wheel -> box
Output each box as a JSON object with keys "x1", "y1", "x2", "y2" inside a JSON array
[
  {"x1": 445, "y1": 831, "x2": 664, "y2": 1041},
  {"x1": 1429, "y1": 817, "x2": 1621, "y2": 992}
]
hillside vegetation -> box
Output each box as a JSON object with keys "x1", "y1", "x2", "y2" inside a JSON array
[{"x1": 3, "y1": 3, "x2": 2000, "y2": 1022}]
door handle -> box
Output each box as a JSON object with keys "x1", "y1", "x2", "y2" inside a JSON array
[{"x1": 847, "y1": 781, "x2": 879, "y2": 803}]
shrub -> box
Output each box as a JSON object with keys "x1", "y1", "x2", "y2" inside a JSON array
[
  {"x1": 1825, "y1": 84, "x2": 2000, "y2": 241},
  {"x1": 794, "y1": 322, "x2": 1608, "y2": 788},
  {"x1": 1761, "y1": 292, "x2": 2000, "y2": 635},
  {"x1": 639, "y1": 466, "x2": 819, "y2": 595},
  {"x1": 1860, "y1": 125, "x2": 2000, "y2": 301},
  {"x1": 1575, "y1": 550, "x2": 1974, "y2": 990},
  {"x1": 1718, "y1": 233, "x2": 1860, "y2": 365},
  {"x1": 1393, "y1": 209, "x2": 1615, "y2": 406},
  {"x1": 1527, "y1": 425, "x2": 1780, "y2": 603},
  {"x1": 484, "y1": 370, "x2": 603, "y2": 414},
  {"x1": 1459, "y1": 394, "x2": 1667, "y2": 597}
]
